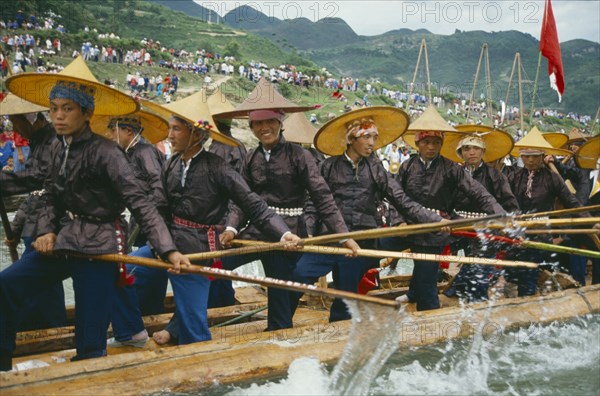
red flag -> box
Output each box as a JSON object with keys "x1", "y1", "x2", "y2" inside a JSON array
[{"x1": 539, "y1": 0, "x2": 564, "y2": 102}]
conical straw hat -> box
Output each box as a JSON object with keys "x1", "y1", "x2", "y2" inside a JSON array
[
  {"x1": 205, "y1": 86, "x2": 236, "y2": 117},
  {"x1": 141, "y1": 94, "x2": 239, "y2": 147},
  {"x1": 567, "y1": 128, "x2": 588, "y2": 144},
  {"x1": 443, "y1": 124, "x2": 514, "y2": 163},
  {"x1": 314, "y1": 106, "x2": 410, "y2": 156},
  {"x1": 511, "y1": 126, "x2": 571, "y2": 157},
  {"x1": 214, "y1": 78, "x2": 316, "y2": 119},
  {"x1": 283, "y1": 112, "x2": 317, "y2": 145},
  {"x1": 5, "y1": 56, "x2": 137, "y2": 116},
  {"x1": 0, "y1": 93, "x2": 48, "y2": 115},
  {"x1": 541, "y1": 132, "x2": 568, "y2": 148},
  {"x1": 575, "y1": 136, "x2": 600, "y2": 169},
  {"x1": 402, "y1": 105, "x2": 461, "y2": 150},
  {"x1": 90, "y1": 110, "x2": 168, "y2": 144}
]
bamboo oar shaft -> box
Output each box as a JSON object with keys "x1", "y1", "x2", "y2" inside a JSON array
[
  {"x1": 77, "y1": 253, "x2": 399, "y2": 308},
  {"x1": 517, "y1": 204, "x2": 600, "y2": 219},
  {"x1": 524, "y1": 229, "x2": 600, "y2": 235},
  {"x1": 232, "y1": 240, "x2": 538, "y2": 269},
  {"x1": 519, "y1": 240, "x2": 600, "y2": 258},
  {"x1": 454, "y1": 217, "x2": 600, "y2": 231},
  {"x1": 211, "y1": 306, "x2": 268, "y2": 329},
  {"x1": 452, "y1": 231, "x2": 600, "y2": 259},
  {"x1": 185, "y1": 241, "x2": 287, "y2": 261},
  {"x1": 300, "y1": 214, "x2": 506, "y2": 245}
]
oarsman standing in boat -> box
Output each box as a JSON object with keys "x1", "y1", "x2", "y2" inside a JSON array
[
  {"x1": 0, "y1": 108, "x2": 67, "y2": 331},
  {"x1": 0, "y1": 72, "x2": 190, "y2": 371},
  {"x1": 117, "y1": 95, "x2": 302, "y2": 346},
  {"x1": 144, "y1": 89, "x2": 249, "y2": 344},
  {"x1": 441, "y1": 127, "x2": 519, "y2": 301},
  {"x1": 575, "y1": 136, "x2": 600, "y2": 285},
  {"x1": 543, "y1": 130, "x2": 591, "y2": 285},
  {"x1": 90, "y1": 111, "x2": 170, "y2": 348},
  {"x1": 291, "y1": 106, "x2": 447, "y2": 322},
  {"x1": 218, "y1": 78, "x2": 359, "y2": 331},
  {"x1": 507, "y1": 128, "x2": 589, "y2": 296},
  {"x1": 395, "y1": 106, "x2": 505, "y2": 311}
]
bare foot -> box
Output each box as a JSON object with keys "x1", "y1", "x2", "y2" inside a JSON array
[{"x1": 152, "y1": 330, "x2": 171, "y2": 345}]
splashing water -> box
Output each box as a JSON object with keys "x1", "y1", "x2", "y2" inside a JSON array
[
  {"x1": 327, "y1": 301, "x2": 406, "y2": 395},
  {"x1": 370, "y1": 315, "x2": 600, "y2": 395}
]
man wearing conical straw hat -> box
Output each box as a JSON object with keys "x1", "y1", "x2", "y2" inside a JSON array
[
  {"x1": 291, "y1": 106, "x2": 446, "y2": 321},
  {"x1": 544, "y1": 127, "x2": 591, "y2": 206},
  {"x1": 440, "y1": 125, "x2": 519, "y2": 302},
  {"x1": 90, "y1": 111, "x2": 170, "y2": 348},
  {"x1": 395, "y1": 106, "x2": 504, "y2": 311},
  {"x1": 575, "y1": 136, "x2": 600, "y2": 285},
  {"x1": 0, "y1": 61, "x2": 191, "y2": 371},
  {"x1": 112, "y1": 89, "x2": 303, "y2": 345},
  {"x1": 542, "y1": 128, "x2": 594, "y2": 287},
  {"x1": 0, "y1": 98, "x2": 68, "y2": 333},
  {"x1": 507, "y1": 127, "x2": 591, "y2": 296},
  {"x1": 140, "y1": 88, "x2": 248, "y2": 344},
  {"x1": 451, "y1": 126, "x2": 519, "y2": 214},
  {"x1": 218, "y1": 77, "x2": 358, "y2": 331}
]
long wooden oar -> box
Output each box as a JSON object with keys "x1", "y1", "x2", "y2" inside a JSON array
[
  {"x1": 517, "y1": 204, "x2": 600, "y2": 219},
  {"x1": 76, "y1": 253, "x2": 399, "y2": 308},
  {"x1": 231, "y1": 240, "x2": 538, "y2": 269},
  {"x1": 455, "y1": 217, "x2": 600, "y2": 231},
  {"x1": 0, "y1": 190, "x2": 19, "y2": 262},
  {"x1": 185, "y1": 241, "x2": 288, "y2": 261},
  {"x1": 452, "y1": 231, "x2": 600, "y2": 259},
  {"x1": 296, "y1": 213, "x2": 507, "y2": 246},
  {"x1": 524, "y1": 229, "x2": 600, "y2": 235}
]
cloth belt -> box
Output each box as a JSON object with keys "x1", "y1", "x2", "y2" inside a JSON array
[
  {"x1": 172, "y1": 215, "x2": 224, "y2": 273},
  {"x1": 268, "y1": 206, "x2": 304, "y2": 217}
]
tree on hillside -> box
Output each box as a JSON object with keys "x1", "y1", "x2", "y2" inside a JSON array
[{"x1": 224, "y1": 41, "x2": 240, "y2": 59}]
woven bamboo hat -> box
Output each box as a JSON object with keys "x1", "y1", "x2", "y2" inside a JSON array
[
  {"x1": 567, "y1": 128, "x2": 588, "y2": 145},
  {"x1": 283, "y1": 112, "x2": 318, "y2": 145},
  {"x1": 511, "y1": 126, "x2": 571, "y2": 157},
  {"x1": 541, "y1": 132, "x2": 569, "y2": 148},
  {"x1": 90, "y1": 110, "x2": 168, "y2": 144},
  {"x1": 402, "y1": 106, "x2": 462, "y2": 151},
  {"x1": 0, "y1": 93, "x2": 48, "y2": 115},
  {"x1": 444, "y1": 125, "x2": 514, "y2": 163},
  {"x1": 141, "y1": 93, "x2": 239, "y2": 147},
  {"x1": 314, "y1": 106, "x2": 410, "y2": 156},
  {"x1": 575, "y1": 136, "x2": 600, "y2": 169},
  {"x1": 213, "y1": 77, "x2": 316, "y2": 119},
  {"x1": 205, "y1": 86, "x2": 236, "y2": 118},
  {"x1": 5, "y1": 56, "x2": 137, "y2": 116}
]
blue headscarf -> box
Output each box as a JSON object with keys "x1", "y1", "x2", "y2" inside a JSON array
[{"x1": 49, "y1": 80, "x2": 95, "y2": 111}]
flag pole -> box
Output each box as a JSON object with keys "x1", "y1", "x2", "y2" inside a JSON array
[{"x1": 529, "y1": 50, "x2": 543, "y2": 127}]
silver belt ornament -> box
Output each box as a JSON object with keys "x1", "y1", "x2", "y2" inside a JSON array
[{"x1": 269, "y1": 206, "x2": 304, "y2": 217}]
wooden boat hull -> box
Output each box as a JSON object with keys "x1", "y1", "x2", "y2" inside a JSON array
[{"x1": 2, "y1": 284, "x2": 598, "y2": 395}]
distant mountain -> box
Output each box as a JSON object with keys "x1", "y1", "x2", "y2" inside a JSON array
[
  {"x1": 223, "y1": 7, "x2": 359, "y2": 50},
  {"x1": 308, "y1": 29, "x2": 600, "y2": 115},
  {"x1": 150, "y1": 0, "x2": 220, "y2": 23},
  {"x1": 223, "y1": 5, "x2": 282, "y2": 31},
  {"x1": 152, "y1": 1, "x2": 598, "y2": 114}
]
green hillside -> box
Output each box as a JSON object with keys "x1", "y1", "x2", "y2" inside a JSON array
[
  {"x1": 1, "y1": 0, "x2": 598, "y2": 130},
  {"x1": 0, "y1": 0, "x2": 290, "y2": 65},
  {"x1": 308, "y1": 30, "x2": 600, "y2": 115}
]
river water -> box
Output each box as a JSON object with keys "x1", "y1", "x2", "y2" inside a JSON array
[{"x1": 1, "y1": 218, "x2": 599, "y2": 395}]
